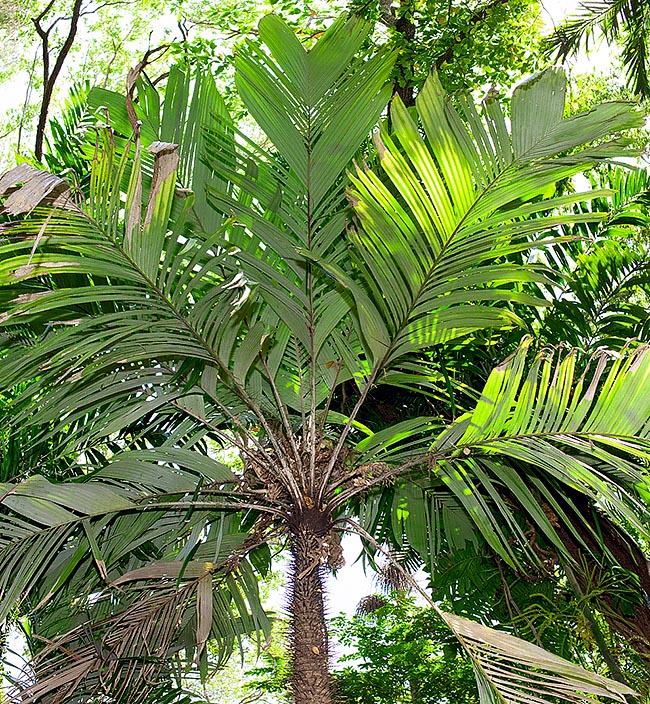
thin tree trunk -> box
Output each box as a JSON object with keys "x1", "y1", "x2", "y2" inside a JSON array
[
  {"x1": 32, "y1": 0, "x2": 83, "y2": 161},
  {"x1": 393, "y1": 0, "x2": 416, "y2": 108},
  {"x1": 288, "y1": 509, "x2": 332, "y2": 704}
]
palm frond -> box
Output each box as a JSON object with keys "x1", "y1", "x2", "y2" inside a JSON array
[
  {"x1": 10, "y1": 555, "x2": 269, "y2": 704},
  {"x1": 535, "y1": 166, "x2": 650, "y2": 348},
  {"x1": 204, "y1": 14, "x2": 396, "y2": 417},
  {"x1": 545, "y1": 0, "x2": 650, "y2": 98},
  {"x1": 325, "y1": 69, "x2": 642, "y2": 379},
  {"x1": 430, "y1": 340, "x2": 650, "y2": 567},
  {"x1": 441, "y1": 610, "x2": 636, "y2": 704},
  {"x1": 349, "y1": 340, "x2": 650, "y2": 575},
  {"x1": 235, "y1": 15, "x2": 395, "y2": 215},
  {"x1": 0, "y1": 442, "x2": 244, "y2": 616}
]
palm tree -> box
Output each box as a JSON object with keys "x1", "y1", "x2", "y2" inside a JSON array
[
  {"x1": 1, "y1": 14, "x2": 649, "y2": 704},
  {"x1": 545, "y1": 0, "x2": 650, "y2": 99}
]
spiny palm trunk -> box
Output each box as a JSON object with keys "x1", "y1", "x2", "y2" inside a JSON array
[{"x1": 288, "y1": 509, "x2": 332, "y2": 704}]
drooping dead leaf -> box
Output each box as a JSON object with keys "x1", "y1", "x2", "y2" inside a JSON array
[
  {"x1": 0, "y1": 164, "x2": 72, "y2": 215},
  {"x1": 8, "y1": 583, "x2": 196, "y2": 704},
  {"x1": 439, "y1": 610, "x2": 637, "y2": 703},
  {"x1": 122, "y1": 46, "x2": 170, "y2": 246},
  {"x1": 195, "y1": 574, "x2": 213, "y2": 661},
  {"x1": 144, "y1": 141, "x2": 179, "y2": 228}
]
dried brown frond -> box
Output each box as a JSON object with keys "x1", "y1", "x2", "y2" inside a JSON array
[
  {"x1": 10, "y1": 582, "x2": 197, "y2": 704},
  {"x1": 355, "y1": 594, "x2": 388, "y2": 615},
  {"x1": 0, "y1": 164, "x2": 74, "y2": 215}
]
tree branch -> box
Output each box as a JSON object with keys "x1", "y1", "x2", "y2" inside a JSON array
[{"x1": 33, "y1": 0, "x2": 84, "y2": 161}]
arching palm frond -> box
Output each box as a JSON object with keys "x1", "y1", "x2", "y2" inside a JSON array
[
  {"x1": 434, "y1": 340, "x2": 650, "y2": 561},
  {"x1": 0, "y1": 125, "x2": 277, "y2": 704},
  {"x1": 356, "y1": 341, "x2": 650, "y2": 569},
  {"x1": 540, "y1": 167, "x2": 650, "y2": 349},
  {"x1": 346, "y1": 517, "x2": 639, "y2": 704},
  {"x1": 10, "y1": 552, "x2": 269, "y2": 704},
  {"x1": 314, "y1": 69, "x2": 642, "y2": 392}
]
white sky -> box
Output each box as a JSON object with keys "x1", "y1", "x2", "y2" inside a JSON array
[
  {"x1": 327, "y1": 535, "x2": 385, "y2": 616},
  {"x1": 540, "y1": 0, "x2": 616, "y2": 73},
  {"x1": 539, "y1": 0, "x2": 581, "y2": 26}
]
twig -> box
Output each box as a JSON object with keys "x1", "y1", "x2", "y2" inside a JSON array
[
  {"x1": 496, "y1": 559, "x2": 544, "y2": 648},
  {"x1": 17, "y1": 47, "x2": 39, "y2": 155}
]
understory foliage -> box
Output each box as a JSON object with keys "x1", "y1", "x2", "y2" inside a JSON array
[
  {"x1": 1, "y1": 12, "x2": 650, "y2": 704},
  {"x1": 332, "y1": 595, "x2": 479, "y2": 704}
]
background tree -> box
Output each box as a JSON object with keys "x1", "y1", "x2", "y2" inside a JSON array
[
  {"x1": 353, "y1": 0, "x2": 541, "y2": 106},
  {"x1": 332, "y1": 595, "x2": 479, "y2": 704},
  {"x1": 247, "y1": 593, "x2": 480, "y2": 704},
  {"x1": 1, "y1": 0, "x2": 546, "y2": 168},
  {"x1": 0, "y1": 0, "x2": 169, "y2": 165}
]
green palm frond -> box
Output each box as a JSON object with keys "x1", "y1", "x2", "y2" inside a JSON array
[
  {"x1": 544, "y1": 237, "x2": 650, "y2": 348},
  {"x1": 204, "y1": 14, "x2": 397, "y2": 416},
  {"x1": 359, "y1": 340, "x2": 650, "y2": 575},
  {"x1": 43, "y1": 81, "x2": 95, "y2": 180},
  {"x1": 539, "y1": 167, "x2": 650, "y2": 349},
  {"x1": 0, "y1": 140, "x2": 261, "y2": 449},
  {"x1": 0, "y1": 444, "x2": 244, "y2": 616},
  {"x1": 235, "y1": 15, "x2": 395, "y2": 215},
  {"x1": 337, "y1": 69, "x2": 642, "y2": 375},
  {"x1": 2, "y1": 476, "x2": 271, "y2": 703}
]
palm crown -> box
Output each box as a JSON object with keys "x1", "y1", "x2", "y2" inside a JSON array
[{"x1": 0, "y1": 13, "x2": 649, "y2": 704}]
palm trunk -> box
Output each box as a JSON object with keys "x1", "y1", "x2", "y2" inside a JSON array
[{"x1": 287, "y1": 509, "x2": 332, "y2": 704}]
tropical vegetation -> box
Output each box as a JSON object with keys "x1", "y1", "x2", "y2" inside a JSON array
[{"x1": 2, "y1": 4, "x2": 650, "y2": 704}]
